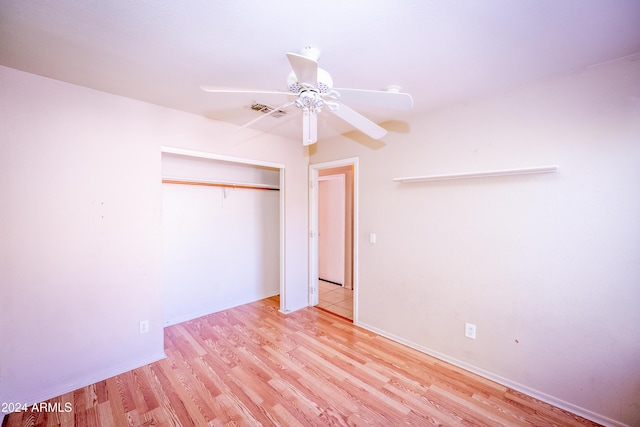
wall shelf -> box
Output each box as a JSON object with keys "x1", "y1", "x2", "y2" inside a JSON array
[{"x1": 393, "y1": 165, "x2": 559, "y2": 183}]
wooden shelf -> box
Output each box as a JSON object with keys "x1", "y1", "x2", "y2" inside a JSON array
[{"x1": 393, "y1": 165, "x2": 558, "y2": 183}]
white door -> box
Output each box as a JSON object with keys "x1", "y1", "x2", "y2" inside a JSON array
[{"x1": 318, "y1": 174, "x2": 345, "y2": 285}]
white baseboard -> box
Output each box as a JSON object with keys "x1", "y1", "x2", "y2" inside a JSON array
[
  {"x1": 356, "y1": 321, "x2": 627, "y2": 427},
  {"x1": 10, "y1": 351, "x2": 167, "y2": 411}
]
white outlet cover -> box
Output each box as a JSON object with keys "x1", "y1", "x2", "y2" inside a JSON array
[
  {"x1": 139, "y1": 320, "x2": 149, "y2": 334},
  {"x1": 465, "y1": 322, "x2": 476, "y2": 339}
]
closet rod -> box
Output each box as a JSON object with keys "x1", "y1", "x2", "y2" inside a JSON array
[{"x1": 162, "y1": 178, "x2": 279, "y2": 191}]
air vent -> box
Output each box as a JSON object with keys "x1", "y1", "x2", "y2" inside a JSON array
[{"x1": 250, "y1": 103, "x2": 287, "y2": 118}]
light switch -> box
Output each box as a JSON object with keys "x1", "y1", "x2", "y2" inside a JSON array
[{"x1": 369, "y1": 233, "x2": 377, "y2": 244}]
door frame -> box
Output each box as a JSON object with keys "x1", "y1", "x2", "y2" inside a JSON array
[{"x1": 309, "y1": 157, "x2": 359, "y2": 322}]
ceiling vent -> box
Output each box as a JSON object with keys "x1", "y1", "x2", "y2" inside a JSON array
[{"x1": 250, "y1": 103, "x2": 287, "y2": 118}]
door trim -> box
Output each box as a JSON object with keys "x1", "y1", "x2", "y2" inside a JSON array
[{"x1": 309, "y1": 157, "x2": 359, "y2": 322}]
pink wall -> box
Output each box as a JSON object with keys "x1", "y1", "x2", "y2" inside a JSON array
[
  {"x1": 318, "y1": 166, "x2": 354, "y2": 288},
  {"x1": 318, "y1": 174, "x2": 346, "y2": 284}
]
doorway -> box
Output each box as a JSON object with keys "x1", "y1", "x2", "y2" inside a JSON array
[
  {"x1": 318, "y1": 174, "x2": 346, "y2": 286},
  {"x1": 309, "y1": 158, "x2": 358, "y2": 321}
]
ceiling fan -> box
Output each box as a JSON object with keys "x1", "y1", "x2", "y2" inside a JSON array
[{"x1": 201, "y1": 47, "x2": 413, "y2": 146}]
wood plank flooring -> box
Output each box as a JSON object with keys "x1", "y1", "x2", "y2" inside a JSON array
[{"x1": 3, "y1": 296, "x2": 601, "y2": 426}]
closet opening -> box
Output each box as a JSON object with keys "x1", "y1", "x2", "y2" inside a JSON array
[{"x1": 161, "y1": 146, "x2": 285, "y2": 326}]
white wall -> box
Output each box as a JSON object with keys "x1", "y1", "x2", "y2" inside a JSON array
[
  {"x1": 162, "y1": 154, "x2": 280, "y2": 325},
  {"x1": 310, "y1": 56, "x2": 640, "y2": 426},
  {"x1": 0, "y1": 65, "x2": 309, "y2": 407}
]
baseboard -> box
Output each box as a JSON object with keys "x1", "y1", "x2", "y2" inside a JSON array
[
  {"x1": 8, "y1": 351, "x2": 167, "y2": 413},
  {"x1": 164, "y1": 291, "x2": 280, "y2": 327},
  {"x1": 356, "y1": 321, "x2": 627, "y2": 427}
]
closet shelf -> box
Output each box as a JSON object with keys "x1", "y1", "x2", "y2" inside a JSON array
[{"x1": 393, "y1": 165, "x2": 559, "y2": 183}]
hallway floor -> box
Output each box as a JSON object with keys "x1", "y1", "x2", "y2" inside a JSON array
[{"x1": 317, "y1": 280, "x2": 353, "y2": 320}]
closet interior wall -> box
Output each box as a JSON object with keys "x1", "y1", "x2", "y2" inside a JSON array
[{"x1": 161, "y1": 153, "x2": 280, "y2": 326}]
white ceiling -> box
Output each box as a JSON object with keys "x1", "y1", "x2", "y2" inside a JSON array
[{"x1": 2, "y1": 0, "x2": 640, "y2": 142}]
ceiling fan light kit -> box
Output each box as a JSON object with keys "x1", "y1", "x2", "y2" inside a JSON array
[{"x1": 202, "y1": 47, "x2": 413, "y2": 145}]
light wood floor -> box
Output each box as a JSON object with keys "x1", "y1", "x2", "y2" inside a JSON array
[{"x1": 4, "y1": 296, "x2": 600, "y2": 426}]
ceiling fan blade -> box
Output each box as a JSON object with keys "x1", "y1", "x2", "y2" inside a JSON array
[
  {"x1": 234, "y1": 101, "x2": 296, "y2": 132},
  {"x1": 200, "y1": 86, "x2": 291, "y2": 96},
  {"x1": 333, "y1": 88, "x2": 413, "y2": 111},
  {"x1": 329, "y1": 103, "x2": 387, "y2": 139},
  {"x1": 286, "y1": 53, "x2": 318, "y2": 86},
  {"x1": 302, "y1": 109, "x2": 318, "y2": 146}
]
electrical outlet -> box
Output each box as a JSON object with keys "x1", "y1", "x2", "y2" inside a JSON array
[
  {"x1": 139, "y1": 320, "x2": 149, "y2": 334},
  {"x1": 465, "y1": 322, "x2": 476, "y2": 339}
]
